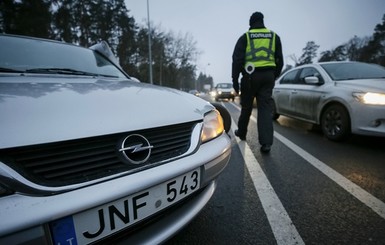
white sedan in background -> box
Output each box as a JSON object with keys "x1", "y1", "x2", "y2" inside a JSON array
[{"x1": 272, "y1": 61, "x2": 385, "y2": 141}]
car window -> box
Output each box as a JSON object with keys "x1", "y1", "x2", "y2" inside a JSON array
[
  {"x1": 217, "y1": 83, "x2": 232, "y2": 88},
  {"x1": 321, "y1": 62, "x2": 385, "y2": 81},
  {"x1": 299, "y1": 67, "x2": 324, "y2": 84},
  {"x1": 280, "y1": 69, "x2": 300, "y2": 84}
]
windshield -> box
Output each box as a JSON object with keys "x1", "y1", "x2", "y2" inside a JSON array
[
  {"x1": 0, "y1": 35, "x2": 128, "y2": 79},
  {"x1": 217, "y1": 83, "x2": 232, "y2": 89},
  {"x1": 320, "y1": 62, "x2": 385, "y2": 81}
]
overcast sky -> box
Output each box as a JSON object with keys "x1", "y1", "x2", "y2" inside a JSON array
[{"x1": 125, "y1": 0, "x2": 385, "y2": 85}]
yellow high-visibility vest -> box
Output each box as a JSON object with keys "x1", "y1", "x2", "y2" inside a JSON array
[{"x1": 245, "y1": 28, "x2": 276, "y2": 72}]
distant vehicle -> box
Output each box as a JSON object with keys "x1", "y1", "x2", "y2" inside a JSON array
[
  {"x1": 188, "y1": 89, "x2": 200, "y2": 96},
  {"x1": 213, "y1": 83, "x2": 235, "y2": 101},
  {"x1": 0, "y1": 34, "x2": 232, "y2": 244},
  {"x1": 272, "y1": 61, "x2": 385, "y2": 141}
]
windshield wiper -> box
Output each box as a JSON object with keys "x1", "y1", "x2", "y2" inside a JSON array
[
  {"x1": 0, "y1": 67, "x2": 24, "y2": 73},
  {"x1": 26, "y1": 68, "x2": 119, "y2": 78},
  {"x1": 1, "y1": 67, "x2": 119, "y2": 78},
  {"x1": 25, "y1": 68, "x2": 103, "y2": 76}
]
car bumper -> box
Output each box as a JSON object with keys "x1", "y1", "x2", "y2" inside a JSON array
[
  {"x1": 0, "y1": 133, "x2": 231, "y2": 244},
  {"x1": 351, "y1": 104, "x2": 385, "y2": 137},
  {"x1": 215, "y1": 93, "x2": 235, "y2": 99}
]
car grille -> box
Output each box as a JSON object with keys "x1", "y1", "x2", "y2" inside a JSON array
[{"x1": 0, "y1": 121, "x2": 198, "y2": 187}]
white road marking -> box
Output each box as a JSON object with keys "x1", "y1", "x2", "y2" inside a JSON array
[
  {"x1": 229, "y1": 102, "x2": 385, "y2": 220},
  {"x1": 274, "y1": 131, "x2": 385, "y2": 219},
  {"x1": 230, "y1": 115, "x2": 305, "y2": 245}
]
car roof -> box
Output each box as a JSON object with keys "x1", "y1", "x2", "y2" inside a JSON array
[
  {"x1": 299, "y1": 61, "x2": 363, "y2": 67},
  {"x1": 287, "y1": 61, "x2": 367, "y2": 71}
]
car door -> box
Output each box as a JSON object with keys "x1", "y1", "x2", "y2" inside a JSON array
[
  {"x1": 273, "y1": 69, "x2": 300, "y2": 116},
  {"x1": 290, "y1": 67, "x2": 325, "y2": 122}
]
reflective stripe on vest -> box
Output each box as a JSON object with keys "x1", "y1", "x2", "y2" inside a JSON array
[{"x1": 245, "y1": 28, "x2": 276, "y2": 70}]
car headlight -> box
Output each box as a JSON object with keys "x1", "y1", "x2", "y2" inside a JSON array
[
  {"x1": 353, "y1": 92, "x2": 385, "y2": 105},
  {"x1": 218, "y1": 91, "x2": 222, "y2": 95},
  {"x1": 201, "y1": 110, "x2": 224, "y2": 143}
]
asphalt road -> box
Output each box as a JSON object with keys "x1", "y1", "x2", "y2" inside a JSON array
[{"x1": 166, "y1": 95, "x2": 385, "y2": 245}]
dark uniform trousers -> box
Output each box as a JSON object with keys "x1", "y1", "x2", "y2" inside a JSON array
[{"x1": 238, "y1": 69, "x2": 275, "y2": 145}]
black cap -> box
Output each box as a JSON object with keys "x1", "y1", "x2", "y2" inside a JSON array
[{"x1": 249, "y1": 12, "x2": 264, "y2": 26}]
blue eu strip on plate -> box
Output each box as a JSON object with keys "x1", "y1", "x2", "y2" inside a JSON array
[{"x1": 50, "y1": 216, "x2": 78, "y2": 245}]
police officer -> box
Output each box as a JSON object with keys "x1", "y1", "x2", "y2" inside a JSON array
[{"x1": 232, "y1": 11, "x2": 283, "y2": 153}]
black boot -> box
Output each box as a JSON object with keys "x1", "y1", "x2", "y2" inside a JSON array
[{"x1": 234, "y1": 130, "x2": 246, "y2": 141}]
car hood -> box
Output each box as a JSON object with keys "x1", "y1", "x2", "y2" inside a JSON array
[
  {"x1": 217, "y1": 88, "x2": 233, "y2": 91},
  {"x1": 336, "y1": 79, "x2": 385, "y2": 92},
  {"x1": 0, "y1": 76, "x2": 213, "y2": 148}
]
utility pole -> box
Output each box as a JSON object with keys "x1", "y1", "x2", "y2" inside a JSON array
[{"x1": 147, "y1": 0, "x2": 153, "y2": 84}]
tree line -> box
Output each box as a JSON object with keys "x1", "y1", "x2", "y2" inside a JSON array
[
  {"x1": 288, "y1": 14, "x2": 385, "y2": 71},
  {"x1": 0, "y1": 0, "x2": 213, "y2": 91},
  {"x1": 1, "y1": 1, "x2": 383, "y2": 85}
]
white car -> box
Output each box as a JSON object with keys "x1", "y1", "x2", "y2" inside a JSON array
[
  {"x1": 0, "y1": 34, "x2": 231, "y2": 244},
  {"x1": 213, "y1": 83, "x2": 236, "y2": 102},
  {"x1": 272, "y1": 61, "x2": 385, "y2": 141}
]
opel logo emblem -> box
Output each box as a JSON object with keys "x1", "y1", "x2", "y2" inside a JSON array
[{"x1": 118, "y1": 134, "x2": 154, "y2": 164}]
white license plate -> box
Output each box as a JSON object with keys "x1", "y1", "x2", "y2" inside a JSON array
[{"x1": 50, "y1": 168, "x2": 200, "y2": 245}]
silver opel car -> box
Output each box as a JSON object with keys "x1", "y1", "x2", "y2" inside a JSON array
[
  {"x1": 272, "y1": 61, "x2": 385, "y2": 141},
  {"x1": 0, "y1": 34, "x2": 231, "y2": 244}
]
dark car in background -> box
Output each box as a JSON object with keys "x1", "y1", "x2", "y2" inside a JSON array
[
  {"x1": 272, "y1": 61, "x2": 385, "y2": 141},
  {"x1": 0, "y1": 34, "x2": 231, "y2": 244}
]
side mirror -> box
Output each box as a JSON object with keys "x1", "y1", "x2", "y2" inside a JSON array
[{"x1": 304, "y1": 76, "x2": 322, "y2": 85}]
